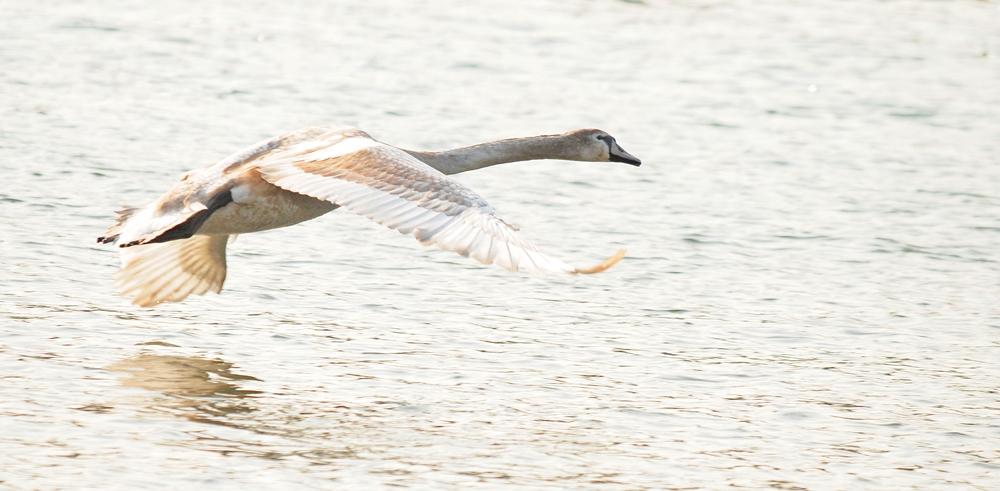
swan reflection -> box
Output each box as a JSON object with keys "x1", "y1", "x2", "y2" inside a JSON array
[
  {"x1": 108, "y1": 354, "x2": 261, "y2": 424},
  {"x1": 108, "y1": 353, "x2": 360, "y2": 464}
]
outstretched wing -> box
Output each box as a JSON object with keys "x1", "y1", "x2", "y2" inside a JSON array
[
  {"x1": 256, "y1": 128, "x2": 623, "y2": 276},
  {"x1": 115, "y1": 235, "x2": 230, "y2": 307}
]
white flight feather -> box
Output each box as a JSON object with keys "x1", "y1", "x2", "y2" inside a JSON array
[{"x1": 114, "y1": 235, "x2": 229, "y2": 307}]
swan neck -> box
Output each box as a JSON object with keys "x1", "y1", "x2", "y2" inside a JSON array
[{"x1": 405, "y1": 134, "x2": 578, "y2": 175}]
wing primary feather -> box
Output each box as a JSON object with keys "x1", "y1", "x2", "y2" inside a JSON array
[
  {"x1": 449, "y1": 225, "x2": 482, "y2": 256},
  {"x1": 369, "y1": 198, "x2": 414, "y2": 221},
  {"x1": 391, "y1": 209, "x2": 438, "y2": 234},
  {"x1": 114, "y1": 236, "x2": 228, "y2": 307}
]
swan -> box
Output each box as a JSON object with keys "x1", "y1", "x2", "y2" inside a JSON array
[{"x1": 98, "y1": 125, "x2": 642, "y2": 307}]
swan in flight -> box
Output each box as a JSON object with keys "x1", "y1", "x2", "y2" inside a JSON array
[{"x1": 98, "y1": 125, "x2": 642, "y2": 307}]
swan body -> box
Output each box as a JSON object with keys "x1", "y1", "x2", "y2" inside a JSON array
[{"x1": 99, "y1": 125, "x2": 641, "y2": 307}]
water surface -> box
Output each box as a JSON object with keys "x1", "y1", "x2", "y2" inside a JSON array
[{"x1": 2, "y1": 0, "x2": 999, "y2": 489}]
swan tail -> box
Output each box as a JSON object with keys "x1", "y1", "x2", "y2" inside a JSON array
[
  {"x1": 114, "y1": 235, "x2": 230, "y2": 307},
  {"x1": 97, "y1": 206, "x2": 142, "y2": 244}
]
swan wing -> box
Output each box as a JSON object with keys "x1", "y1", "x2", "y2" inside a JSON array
[
  {"x1": 115, "y1": 235, "x2": 229, "y2": 307},
  {"x1": 99, "y1": 125, "x2": 353, "y2": 246},
  {"x1": 256, "y1": 129, "x2": 622, "y2": 276}
]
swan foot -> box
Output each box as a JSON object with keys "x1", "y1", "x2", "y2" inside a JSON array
[{"x1": 571, "y1": 249, "x2": 626, "y2": 275}]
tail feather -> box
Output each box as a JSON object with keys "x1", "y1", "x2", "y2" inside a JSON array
[{"x1": 114, "y1": 235, "x2": 230, "y2": 307}]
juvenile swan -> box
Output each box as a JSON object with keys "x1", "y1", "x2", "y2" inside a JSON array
[{"x1": 98, "y1": 125, "x2": 642, "y2": 307}]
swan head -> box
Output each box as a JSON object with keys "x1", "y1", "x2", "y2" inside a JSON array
[{"x1": 565, "y1": 129, "x2": 642, "y2": 166}]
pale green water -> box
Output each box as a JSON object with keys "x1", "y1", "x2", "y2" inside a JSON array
[{"x1": 2, "y1": 0, "x2": 999, "y2": 489}]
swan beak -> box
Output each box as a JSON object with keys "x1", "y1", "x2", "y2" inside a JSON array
[{"x1": 609, "y1": 142, "x2": 641, "y2": 167}]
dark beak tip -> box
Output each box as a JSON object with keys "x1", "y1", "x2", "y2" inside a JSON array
[
  {"x1": 610, "y1": 154, "x2": 642, "y2": 167},
  {"x1": 608, "y1": 142, "x2": 642, "y2": 167}
]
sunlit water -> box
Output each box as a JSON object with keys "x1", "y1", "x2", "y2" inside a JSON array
[{"x1": 2, "y1": 0, "x2": 999, "y2": 489}]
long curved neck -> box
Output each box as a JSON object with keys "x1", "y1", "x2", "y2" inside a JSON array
[{"x1": 404, "y1": 134, "x2": 582, "y2": 175}]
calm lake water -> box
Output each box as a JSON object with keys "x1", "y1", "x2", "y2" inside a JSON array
[{"x1": 2, "y1": 0, "x2": 999, "y2": 489}]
